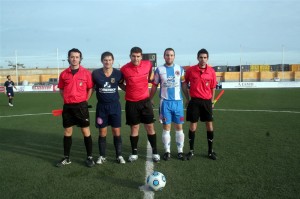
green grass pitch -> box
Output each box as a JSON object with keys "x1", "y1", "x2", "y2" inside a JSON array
[{"x1": 0, "y1": 88, "x2": 299, "y2": 199}]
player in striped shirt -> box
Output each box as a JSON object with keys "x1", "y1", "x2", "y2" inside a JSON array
[{"x1": 150, "y1": 48, "x2": 186, "y2": 161}]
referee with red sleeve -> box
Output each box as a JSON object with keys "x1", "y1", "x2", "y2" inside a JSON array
[
  {"x1": 56, "y1": 48, "x2": 95, "y2": 167},
  {"x1": 182, "y1": 48, "x2": 218, "y2": 160},
  {"x1": 120, "y1": 47, "x2": 160, "y2": 163}
]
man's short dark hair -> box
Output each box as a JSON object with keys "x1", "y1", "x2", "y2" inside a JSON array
[
  {"x1": 68, "y1": 48, "x2": 83, "y2": 59},
  {"x1": 130, "y1": 47, "x2": 142, "y2": 55},
  {"x1": 7, "y1": 75, "x2": 10, "y2": 79},
  {"x1": 101, "y1": 51, "x2": 114, "y2": 61},
  {"x1": 197, "y1": 48, "x2": 209, "y2": 58},
  {"x1": 164, "y1": 48, "x2": 175, "y2": 56}
]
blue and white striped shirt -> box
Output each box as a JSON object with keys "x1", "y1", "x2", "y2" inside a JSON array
[{"x1": 153, "y1": 64, "x2": 184, "y2": 100}]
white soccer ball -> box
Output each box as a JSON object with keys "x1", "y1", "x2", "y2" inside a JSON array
[{"x1": 146, "y1": 171, "x2": 166, "y2": 191}]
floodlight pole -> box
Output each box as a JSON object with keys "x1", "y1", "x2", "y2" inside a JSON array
[
  {"x1": 15, "y1": 50, "x2": 19, "y2": 86},
  {"x1": 57, "y1": 48, "x2": 59, "y2": 81},
  {"x1": 281, "y1": 45, "x2": 285, "y2": 81},
  {"x1": 239, "y1": 45, "x2": 242, "y2": 82}
]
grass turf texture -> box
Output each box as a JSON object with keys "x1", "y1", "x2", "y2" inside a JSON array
[{"x1": 0, "y1": 89, "x2": 299, "y2": 199}]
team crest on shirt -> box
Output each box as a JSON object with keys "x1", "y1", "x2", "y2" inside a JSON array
[
  {"x1": 111, "y1": 78, "x2": 115, "y2": 83},
  {"x1": 175, "y1": 70, "x2": 180, "y2": 76},
  {"x1": 79, "y1": 81, "x2": 83, "y2": 86}
]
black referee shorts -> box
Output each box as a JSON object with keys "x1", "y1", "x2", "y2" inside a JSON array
[
  {"x1": 186, "y1": 98, "x2": 213, "y2": 123},
  {"x1": 62, "y1": 101, "x2": 90, "y2": 128},
  {"x1": 125, "y1": 98, "x2": 154, "y2": 125}
]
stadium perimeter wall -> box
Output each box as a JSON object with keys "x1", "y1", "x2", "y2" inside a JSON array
[
  {"x1": 221, "y1": 82, "x2": 300, "y2": 88},
  {"x1": 217, "y1": 71, "x2": 300, "y2": 82}
]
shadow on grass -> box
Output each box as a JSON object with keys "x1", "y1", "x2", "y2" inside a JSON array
[
  {"x1": 0, "y1": 127, "x2": 69, "y2": 163},
  {"x1": 0, "y1": 127, "x2": 147, "y2": 167},
  {"x1": 93, "y1": 171, "x2": 142, "y2": 190}
]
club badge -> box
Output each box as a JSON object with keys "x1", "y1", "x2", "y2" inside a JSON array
[
  {"x1": 79, "y1": 82, "x2": 83, "y2": 86},
  {"x1": 111, "y1": 78, "x2": 115, "y2": 83}
]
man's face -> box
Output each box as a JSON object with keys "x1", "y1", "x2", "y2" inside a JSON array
[
  {"x1": 68, "y1": 52, "x2": 81, "y2": 66},
  {"x1": 102, "y1": 56, "x2": 114, "y2": 69},
  {"x1": 164, "y1": 50, "x2": 175, "y2": 66},
  {"x1": 130, "y1": 52, "x2": 142, "y2": 66},
  {"x1": 7, "y1": 76, "x2": 11, "y2": 80},
  {"x1": 197, "y1": 53, "x2": 208, "y2": 66}
]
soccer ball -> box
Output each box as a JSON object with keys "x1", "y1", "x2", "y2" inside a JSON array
[{"x1": 146, "y1": 171, "x2": 166, "y2": 191}]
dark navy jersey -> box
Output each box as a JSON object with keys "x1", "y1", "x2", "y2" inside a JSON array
[
  {"x1": 92, "y1": 68, "x2": 123, "y2": 103},
  {"x1": 4, "y1": 80, "x2": 15, "y2": 93}
]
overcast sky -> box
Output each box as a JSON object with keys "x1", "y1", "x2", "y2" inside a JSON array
[{"x1": 0, "y1": 0, "x2": 299, "y2": 68}]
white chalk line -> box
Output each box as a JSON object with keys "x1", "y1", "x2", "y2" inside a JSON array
[
  {"x1": 1, "y1": 108, "x2": 299, "y2": 118},
  {"x1": 139, "y1": 141, "x2": 155, "y2": 199}
]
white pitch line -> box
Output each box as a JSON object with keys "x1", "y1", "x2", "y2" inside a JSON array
[
  {"x1": 216, "y1": 109, "x2": 300, "y2": 114},
  {"x1": 0, "y1": 111, "x2": 96, "y2": 118},
  {"x1": 1, "y1": 108, "x2": 299, "y2": 118},
  {"x1": 0, "y1": 113, "x2": 52, "y2": 118},
  {"x1": 141, "y1": 141, "x2": 155, "y2": 199}
]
